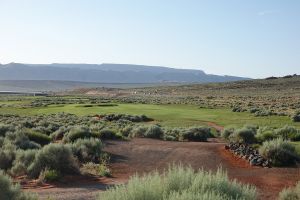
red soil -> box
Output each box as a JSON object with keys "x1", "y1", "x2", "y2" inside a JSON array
[{"x1": 25, "y1": 138, "x2": 300, "y2": 200}]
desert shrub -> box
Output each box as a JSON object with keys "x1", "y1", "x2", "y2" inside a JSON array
[
  {"x1": 229, "y1": 128, "x2": 256, "y2": 144},
  {"x1": 221, "y1": 127, "x2": 235, "y2": 140},
  {"x1": 292, "y1": 111, "x2": 300, "y2": 122},
  {"x1": 254, "y1": 109, "x2": 272, "y2": 117},
  {"x1": 140, "y1": 114, "x2": 152, "y2": 122},
  {"x1": 101, "y1": 114, "x2": 152, "y2": 122},
  {"x1": 255, "y1": 126, "x2": 277, "y2": 143},
  {"x1": 50, "y1": 126, "x2": 70, "y2": 141},
  {"x1": 249, "y1": 107, "x2": 260, "y2": 113},
  {"x1": 47, "y1": 123, "x2": 60, "y2": 133},
  {"x1": 181, "y1": 127, "x2": 211, "y2": 142},
  {"x1": 232, "y1": 106, "x2": 243, "y2": 112},
  {"x1": 163, "y1": 135, "x2": 177, "y2": 141},
  {"x1": 11, "y1": 149, "x2": 37, "y2": 176},
  {"x1": 163, "y1": 128, "x2": 181, "y2": 141},
  {"x1": 99, "y1": 165, "x2": 256, "y2": 200},
  {"x1": 279, "y1": 181, "x2": 300, "y2": 200},
  {"x1": 0, "y1": 136, "x2": 4, "y2": 147},
  {"x1": 63, "y1": 126, "x2": 92, "y2": 143},
  {"x1": 120, "y1": 126, "x2": 133, "y2": 137},
  {"x1": 0, "y1": 124, "x2": 14, "y2": 137},
  {"x1": 259, "y1": 138, "x2": 298, "y2": 166},
  {"x1": 20, "y1": 120, "x2": 34, "y2": 128},
  {"x1": 38, "y1": 169, "x2": 61, "y2": 183},
  {"x1": 25, "y1": 129, "x2": 51, "y2": 146},
  {"x1": 130, "y1": 126, "x2": 148, "y2": 137},
  {"x1": 81, "y1": 162, "x2": 111, "y2": 177},
  {"x1": 98, "y1": 129, "x2": 120, "y2": 139},
  {"x1": 144, "y1": 125, "x2": 164, "y2": 139},
  {"x1": 0, "y1": 170, "x2": 37, "y2": 200},
  {"x1": 32, "y1": 126, "x2": 51, "y2": 136},
  {"x1": 275, "y1": 125, "x2": 300, "y2": 141},
  {"x1": 28, "y1": 143, "x2": 79, "y2": 178},
  {"x1": 70, "y1": 138, "x2": 103, "y2": 163},
  {"x1": 243, "y1": 124, "x2": 258, "y2": 132},
  {"x1": 0, "y1": 143, "x2": 16, "y2": 170},
  {"x1": 5, "y1": 131, "x2": 41, "y2": 150},
  {"x1": 97, "y1": 163, "x2": 111, "y2": 177}
]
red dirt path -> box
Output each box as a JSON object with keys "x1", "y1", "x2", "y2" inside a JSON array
[{"x1": 27, "y1": 138, "x2": 300, "y2": 200}]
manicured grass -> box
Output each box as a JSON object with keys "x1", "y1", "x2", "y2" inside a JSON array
[{"x1": 0, "y1": 103, "x2": 299, "y2": 128}]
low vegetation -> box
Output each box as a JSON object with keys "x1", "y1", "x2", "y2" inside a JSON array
[
  {"x1": 0, "y1": 112, "x2": 216, "y2": 188},
  {"x1": 279, "y1": 181, "x2": 300, "y2": 200},
  {"x1": 0, "y1": 170, "x2": 37, "y2": 200},
  {"x1": 99, "y1": 165, "x2": 257, "y2": 200},
  {"x1": 228, "y1": 127, "x2": 256, "y2": 144},
  {"x1": 259, "y1": 138, "x2": 298, "y2": 166},
  {"x1": 222, "y1": 125, "x2": 300, "y2": 166},
  {"x1": 28, "y1": 143, "x2": 79, "y2": 178},
  {"x1": 70, "y1": 138, "x2": 103, "y2": 163}
]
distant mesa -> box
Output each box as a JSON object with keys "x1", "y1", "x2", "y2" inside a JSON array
[{"x1": 0, "y1": 63, "x2": 249, "y2": 83}]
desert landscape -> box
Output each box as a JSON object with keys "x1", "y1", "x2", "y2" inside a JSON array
[
  {"x1": 0, "y1": 76, "x2": 299, "y2": 200},
  {"x1": 1, "y1": 1, "x2": 299, "y2": 199}
]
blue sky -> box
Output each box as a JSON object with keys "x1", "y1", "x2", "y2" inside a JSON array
[{"x1": 0, "y1": 0, "x2": 299, "y2": 78}]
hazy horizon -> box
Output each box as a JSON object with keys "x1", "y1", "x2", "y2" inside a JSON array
[{"x1": 0, "y1": 0, "x2": 299, "y2": 78}]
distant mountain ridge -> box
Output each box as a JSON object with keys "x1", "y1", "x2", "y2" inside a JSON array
[{"x1": 0, "y1": 63, "x2": 249, "y2": 83}]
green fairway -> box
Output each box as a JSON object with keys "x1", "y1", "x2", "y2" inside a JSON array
[{"x1": 0, "y1": 103, "x2": 299, "y2": 128}]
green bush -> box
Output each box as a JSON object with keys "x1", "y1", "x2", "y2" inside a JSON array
[
  {"x1": 255, "y1": 127, "x2": 277, "y2": 143},
  {"x1": 291, "y1": 111, "x2": 300, "y2": 122},
  {"x1": 81, "y1": 162, "x2": 111, "y2": 177},
  {"x1": 0, "y1": 136, "x2": 4, "y2": 147},
  {"x1": 99, "y1": 165, "x2": 257, "y2": 200},
  {"x1": 26, "y1": 129, "x2": 51, "y2": 146},
  {"x1": 130, "y1": 126, "x2": 148, "y2": 137},
  {"x1": 163, "y1": 128, "x2": 181, "y2": 141},
  {"x1": 32, "y1": 126, "x2": 51, "y2": 136},
  {"x1": 11, "y1": 149, "x2": 37, "y2": 176},
  {"x1": 279, "y1": 181, "x2": 300, "y2": 200},
  {"x1": 28, "y1": 143, "x2": 79, "y2": 178},
  {"x1": 120, "y1": 126, "x2": 133, "y2": 137},
  {"x1": 0, "y1": 124, "x2": 14, "y2": 137},
  {"x1": 230, "y1": 128, "x2": 256, "y2": 144},
  {"x1": 5, "y1": 131, "x2": 41, "y2": 150},
  {"x1": 144, "y1": 125, "x2": 164, "y2": 139},
  {"x1": 50, "y1": 126, "x2": 70, "y2": 141},
  {"x1": 221, "y1": 127, "x2": 235, "y2": 140},
  {"x1": 0, "y1": 143, "x2": 16, "y2": 170},
  {"x1": 98, "y1": 129, "x2": 120, "y2": 139},
  {"x1": 0, "y1": 170, "x2": 37, "y2": 200},
  {"x1": 254, "y1": 109, "x2": 272, "y2": 117},
  {"x1": 70, "y1": 138, "x2": 103, "y2": 163},
  {"x1": 181, "y1": 127, "x2": 211, "y2": 142},
  {"x1": 63, "y1": 126, "x2": 92, "y2": 143},
  {"x1": 249, "y1": 107, "x2": 260, "y2": 113},
  {"x1": 259, "y1": 138, "x2": 298, "y2": 166},
  {"x1": 275, "y1": 125, "x2": 300, "y2": 141},
  {"x1": 38, "y1": 169, "x2": 61, "y2": 183}
]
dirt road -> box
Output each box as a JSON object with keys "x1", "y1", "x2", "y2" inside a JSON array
[{"x1": 28, "y1": 138, "x2": 300, "y2": 200}]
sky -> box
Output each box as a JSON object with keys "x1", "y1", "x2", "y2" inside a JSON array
[{"x1": 0, "y1": 0, "x2": 299, "y2": 78}]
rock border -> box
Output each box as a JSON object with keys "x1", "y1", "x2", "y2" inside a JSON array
[{"x1": 225, "y1": 142, "x2": 271, "y2": 168}]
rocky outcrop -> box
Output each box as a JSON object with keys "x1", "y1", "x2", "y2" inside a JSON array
[{"x1": 225, "y1": 142, "x2": 271, "y2": 168}]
